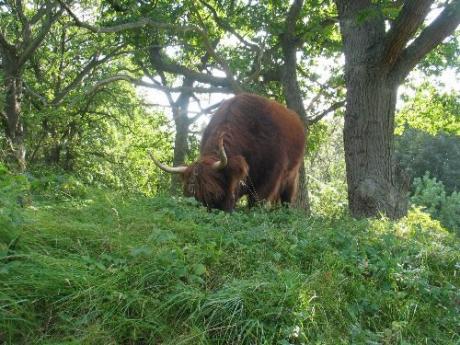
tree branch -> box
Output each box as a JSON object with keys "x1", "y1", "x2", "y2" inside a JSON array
[
  {"x1": 90, "y1": 74, "x2": 232, "y2": 95},
  {"x1": 198, "y1": 0, "x2": 260, "y2": 51},
  {"x1": 188, "y1": 100, "x2": 223, "y2": 123},
  {"x1": 52, "y1": 46, "x2": 126, "y2": 105},
  {"x1": 280, "y1": 0, "x2": 308, "y2": 123},
  {"x1": 15, "y1": 0, "x2": 30, "y2": 30},
  {"x1": 17, "y1": 6, "x2": 63, "y2": 68},
  {"x1": 285, "y1": 0, "x2": 304, "y2": 36},
  {"x1": 391, "y1": 0, "x2": 460, "y2": 80},
  {"x1": 191, "y1": 5, "x2": 243, "y2": 93},
  {"x1": 29, "y1": 3, "x2": 49, "y2": 25},
  {"x1": 306, "y1": 100, "x2": 345, "y2": 125},
  {"x1": 58, "y1": 0, "x2": 200, "y2": 34},
  {"x1": 381, "y1": 0, "x2": 434, "y2": 67},
  {"x1": 149, "y1": 46, "x2": 231, "y2": 88},
  {"x1": 0, "y1": 31, "x2": 16, "y2": 55}
]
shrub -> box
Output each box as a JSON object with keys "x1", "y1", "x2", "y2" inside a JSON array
[
  {"x1": 29, "y1": 173, "x2": 88, "y2": 200},
  {"x1": 439, "y1": 191, "x2": 460, "y2": 235},
  {"x1": 0, "y1": 164, "x2": 29, "y2": 262},
  {"x1": 410, "y1": 172, "x2": 460, "y2": 235},
  {"x1": 395, "y1": 129, "x2": 460, "y2": 194}
]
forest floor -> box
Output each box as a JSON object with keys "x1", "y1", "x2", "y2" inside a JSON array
[{"x1": 1, "y1": 182, "x2": 459, "y2": 344}]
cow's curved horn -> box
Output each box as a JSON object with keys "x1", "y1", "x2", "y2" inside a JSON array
[
  {"x1": 212, "y1": 134, "x2": 228, "y2": 170},
  {"x1": 147, "y1": 150, "x2": 187, "y2": 174}
]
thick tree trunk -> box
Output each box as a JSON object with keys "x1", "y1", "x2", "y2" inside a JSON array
[
  {"x1": 343, "y1": 71, "x2": 408, "y2": 218},
  {"x1": 3, "y1": 72, "x2": 26, "y2": 171},
  {"x1": 336, "y1": 0, "x2": 409, "y2": 219}
]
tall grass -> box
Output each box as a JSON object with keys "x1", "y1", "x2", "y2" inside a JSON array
[{"x1": 0, "y1": 178, "x2": 459, "y2": 344}]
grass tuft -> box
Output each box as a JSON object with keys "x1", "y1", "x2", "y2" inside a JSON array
[{"x1": 0, "y1": 188, "x2": 459, "y2": 344}]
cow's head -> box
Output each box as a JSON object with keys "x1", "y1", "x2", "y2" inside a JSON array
[{"x1": 149, "y1": 135, "x2": 248, "y2": 212}]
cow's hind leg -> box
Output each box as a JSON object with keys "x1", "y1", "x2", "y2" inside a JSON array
[{"x1": 280, "y1": 173, "x2": 299, "y2": 205}]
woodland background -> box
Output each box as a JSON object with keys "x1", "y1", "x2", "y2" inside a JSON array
[{"x1": 0, "y1": 1, "x2": 459, "y2": 344}]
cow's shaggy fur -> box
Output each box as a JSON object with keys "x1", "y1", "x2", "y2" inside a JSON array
[{"x1": 181, "y1": 93, "x2": 305, "y2": 211}]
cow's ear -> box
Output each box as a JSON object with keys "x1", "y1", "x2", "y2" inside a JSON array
[{"x1": 228, "y1": 155, "x2": 249, "y2": 180}]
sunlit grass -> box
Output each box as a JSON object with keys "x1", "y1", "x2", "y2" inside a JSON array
[{"x1": 0, "y1": 188, "x2": 459, "y2": 344}]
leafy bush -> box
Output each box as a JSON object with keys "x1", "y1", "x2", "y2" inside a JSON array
[
  {"x1": 307, "y1": 118, "x2": 348, "y2": 217},
  {"x1": 0, "y1": 164, "x2": 29, "y2": 233},
  {"x1": 395, "y1": 129, "x2": 460, "y2": 194},
  {"x1": 410, "y1": 172, "x2": 460, "y2": 235},
  {"x1": 29, "y1": 173, "x2": 88, "y2": 200},
  {"x1": 439, "y1": 192, "x2": 460, "y2": 235},
  {"x1": 396, "y1": 85, "x2": 460, "y2": 135},
  {"x1": 0, "y1": 164, "x2": 29, "y2": 268},
  {"x1": 410, "y1": 173, "x2": 446, "y2": 215}
]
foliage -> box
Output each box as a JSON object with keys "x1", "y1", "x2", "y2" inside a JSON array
[
  {"x1": 2, "y1": 180, "x2": 458, "y2": 344},
  {"x1": 410, "y1": 173, "x2": 460, "y2": 235},
  {"x1": 307, "y1": 118, "x2": 347, "y2": 217},
  {"x1": 395, "y1": 128, "x2": 460, "y2": 195},
  {"x1": 396, "y1": 85, "x2": 460, "y2": 135},
  {"x1": 418, "y1": 31, "x2": 460, "y2": 75},
  {"x1": 395, "y1": 87, "x2": 460, "y2": 194},
  {"x1": 0, "y1": 165, "x2": 29, "y2": 236}
]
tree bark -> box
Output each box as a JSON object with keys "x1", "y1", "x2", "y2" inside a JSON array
[
  {"x1": 280, "y1": 0, "x2": 311, "y2": 214},
  {"x1": 335, "y1": 0, "x2": 460, "y2": 219},
  {"x1": 3, "y1": 70, "x2": 26, "y2": 171},
  {"x1": 170, "y1": 93, "x2": 191, "y2": 194},
  {"x1": 0, "y1": 2, "x2": 62, "y2": 171},
  {"x1": 343, "y1": 70, "x2": 408, "y2": 218}
]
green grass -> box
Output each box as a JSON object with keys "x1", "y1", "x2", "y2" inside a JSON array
[{"x1": 0, "y1": 187, "x2": 459, "y2": 344}]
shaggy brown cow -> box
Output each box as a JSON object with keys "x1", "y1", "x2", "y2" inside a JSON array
[{"x1": 150, "y1": 93, "x2": 305, "y2": 212}]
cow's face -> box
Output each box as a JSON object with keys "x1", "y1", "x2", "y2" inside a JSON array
[
  {"x1": 182, "y1": 161, "x2": 228, "y2": 210},
  {"x1": 182, "y1": 155, "x2": 249, "y2": 212},
  {"x1": 149, "y1": 135, "x2": 248, "y2": 212}
]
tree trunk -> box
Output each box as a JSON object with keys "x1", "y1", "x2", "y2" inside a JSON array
[
  {"x1": 170, "y1": 91, "x2": 192, "y2": 194},
  {"x1": 343, "y1": 71, "x2": 408, "y2": 218},
  {"x1": 3, "y1": 71, "x2": 26, "y2": 172},
  {"x1": 336, "y1": 0, "x2": 409, "y2": 219},
  {"x1": 170, "y1": 113, "x2": 190, "y2": 194},
  {"x1": 280, "y1": 7, "x2": 311, "y2": 214}
]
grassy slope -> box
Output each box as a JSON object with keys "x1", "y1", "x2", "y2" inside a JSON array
[{"x1": 0, "y1": 190, "x2": 459, "y2": 345}]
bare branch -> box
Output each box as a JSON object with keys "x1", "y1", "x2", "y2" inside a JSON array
[
  {"x1": 382, "y1": 0, "x2": 434, "y2": 67},
  {"x1": 391, "y1": 0, "x2": 460, "y2": 80},
  {"x1": 188, "y1": 100, "x2": 223, "y2": 123},
  {"x1": 89, "y1": 74, "x2": 232, "y2": 95},
  {"x1": 305, "y1": 92, "x2": 322, "y2": 114},
  {"x1": 306, "y1": 100, "x2": 345, "y2": 125},
  {"x1": 149, "y1": 46, "x2": 231, "y2": 88},
  {"x1": 141, "y1": 63, "x2": 177, "y2": 108}
]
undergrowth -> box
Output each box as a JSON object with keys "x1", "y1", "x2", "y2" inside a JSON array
[{"x1": 0, "y1": 171, "x2": 459, "y2": 344}]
